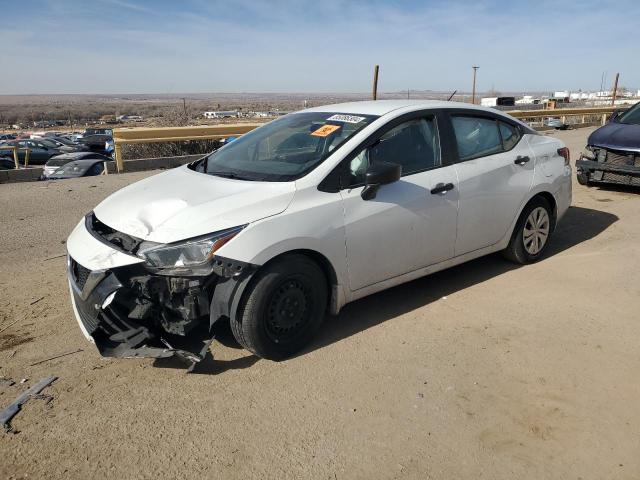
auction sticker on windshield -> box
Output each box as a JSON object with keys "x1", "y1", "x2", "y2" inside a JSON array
[
  {"x1": 327, "y1": 114, "x2": 366, "y2": 124},
  {"x1": 311, "y1": 124, "x2": 342, "y2": 137}
]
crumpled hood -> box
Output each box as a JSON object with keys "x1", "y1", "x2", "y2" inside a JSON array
[
  {"x1": 94, "y1": 165, "x2": 296, "y2": 243},
  {"x1": 588, "y1": 122, "x2": 640, "y2": 152}
]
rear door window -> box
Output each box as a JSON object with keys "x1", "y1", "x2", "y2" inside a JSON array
[{"x1": 451, "y1": 116, "x2": 503, "y2": 161}]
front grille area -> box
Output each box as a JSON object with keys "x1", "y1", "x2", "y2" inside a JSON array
[
  {"x1": 605, "y1": 150, "x2": 638, "y2": 166},
  {"x1": 71, "y1": 288, "x2": 100, "y2": 333},
  {"x1": 71, "y1": 259, "x2": 91, "y2": 290},
  {"x1": 602, "y1": 172, "x2": 640, "y2": 186}
]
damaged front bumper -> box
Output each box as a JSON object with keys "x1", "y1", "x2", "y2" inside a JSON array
[
  {"x1": 67, "y1": 221, "x2": 257, "y2": 367},
  {"x1": 576, "y1": 148, "x2": 640, "y2": 186}
]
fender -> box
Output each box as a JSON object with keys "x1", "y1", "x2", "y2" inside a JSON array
[
  {"x1": 498, "y1": 185, "x2": 562, "y2": 251},
  {"x1": 209, "y1": 257, "x2": 259, "y2": 327}
]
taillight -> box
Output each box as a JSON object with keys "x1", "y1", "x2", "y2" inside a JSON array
[{"x1": 557, "y1": 147, "x2": 570, "y2": 166}]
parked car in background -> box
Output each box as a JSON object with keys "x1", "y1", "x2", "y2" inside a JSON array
[
  {"x1": 576, "y1": 102, "x2": 640, "y2": 187},
  {"x1": 0, "y1": 139, "x2": 67, "y2": 165},
  {"x1": 78, "y1": 134, "x2": 113, "y2": 154},
  {"x1": 66, "y1": 100, "x2": 572, "y2": 367},
  {"x1": 0, "y1": 133, "x2": 17, "y2": 142},
  {"x1": 0, "y1": 157, "x2": 16, "y2": 170},
  {"x1": 42, "y1": 152, "x2": 112, "y2": 178},
  {"x1": 47, "y1": 159, "x2": 107, "y2": 180},
  {"x1": 84, "y1": 128, "x2": 113, "y2": 136},
  {"x1": 39, "y1": 137, "x2": 89, "y2": 153},
  {"x1": 543, "y1": 118, "x2": 569, "y2": 130}
]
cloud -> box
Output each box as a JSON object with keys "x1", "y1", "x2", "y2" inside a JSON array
[{"x1": 100, "y1": 0, "x2": 155, "y2": 14}]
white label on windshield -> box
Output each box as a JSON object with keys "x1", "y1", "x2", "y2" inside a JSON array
[{"x1": 326, "y1": 114, "x2": 366, "y2": 124}]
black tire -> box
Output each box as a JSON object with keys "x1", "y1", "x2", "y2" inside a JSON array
[
  {"x1": 503, "y1": 197, "x2": 553, "y2": 264},
  {"x1": 576, "y1": 171, "x2": 590, "y2": 186},
  {"x1": 231, "y1": 254, "x2": 327, "y2": 360}
]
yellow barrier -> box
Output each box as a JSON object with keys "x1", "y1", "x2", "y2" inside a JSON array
[
  {"x1": 508, "y1": 106, "x2": 617, "y2": 127},
  {"x1": 112, "y1": 124, "x2": 263, "y2": 172},
  {"x1": 111, "y1": 107, "x2": 622, "y2": 173},
  {"x1": 508, "y1": 106, "x2": 617, "y2": 118},
  {"x1": 0, "y1": 145, "x2": 31, "y2": 168}
]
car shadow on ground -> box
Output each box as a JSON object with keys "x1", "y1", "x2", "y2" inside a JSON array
[
  {"x1": 300, "y1": 205, "x2": 618, "y2": 357},
  {"x1": 158, "y1": 205, "x2": 618, "y2": 371},
  {"x1": 153, "y1": 321, "x2": 260, "y2": 373},
  {"x1": 153, "y1": 340, "x2": 260, "y2": 374},
  {"x1": 588, "y1": 183, "x2": 640, "y2": 195}
]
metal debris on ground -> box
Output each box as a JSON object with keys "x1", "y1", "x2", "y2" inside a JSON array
[
  {"x1": 43, "y1": 254, "x2": 67, "y2": 262},
  {"x1": 29, "y1": 348, "x2": 83, "y2": 366},
  {"x1": 0, "y1": 318, "x2": 22, "y2": 334},
  {"x1": 0, "y1": 375, "x2": 58, "y2": 433},
  {"x1": 29, "y1": 296, "x2": 45, "y2": 306}
]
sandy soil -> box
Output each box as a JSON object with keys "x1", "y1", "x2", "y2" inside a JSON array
[{"x1": 0, "y1": 127, "x2": 639, "y2": 479}]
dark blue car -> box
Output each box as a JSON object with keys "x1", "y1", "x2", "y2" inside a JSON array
[{"x1": 576, "y1": 102, "x2": 640, "y2": 187}]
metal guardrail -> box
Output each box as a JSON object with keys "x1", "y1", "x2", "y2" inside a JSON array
[
  {"x1": 508, "y1": 106, "x2": 617, "y2": 126},
  {"x1": 0, "y1": 145, "x2": 30, "y2": 168},
  {"x1": 112, "y1": 124, "x2": 263, "y2": 172}
]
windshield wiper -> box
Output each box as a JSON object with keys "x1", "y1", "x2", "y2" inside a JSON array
[{"x1": 208, "y1": 170, "x2": 249, "y2": 180}]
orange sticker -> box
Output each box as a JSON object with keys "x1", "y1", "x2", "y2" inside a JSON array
[{"x1": 310, "y1": 124, "x2": 341, "y2": 137}]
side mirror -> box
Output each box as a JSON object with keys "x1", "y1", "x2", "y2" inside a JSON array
[
  {"x1": 609, "y1": 109, "x2": 623, "y2": 123},
  {"x1": 361, "y1": 161, "x2": 402, "y2": 200}
]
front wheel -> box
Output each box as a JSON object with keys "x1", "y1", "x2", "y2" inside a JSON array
[
  {"x1": 503, "y1": 197, "x2": 553, "y2": 264},
  {"x1": 576, "y1": 171, "x2": 590, "y2": 186},
  {"x1": 231, "y1": 254, "x2": 327, "y2": 360}
]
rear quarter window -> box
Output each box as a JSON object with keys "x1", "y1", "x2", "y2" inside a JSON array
[{"x1": 499, "y1": 121, "x2": 521, "y2": 151}]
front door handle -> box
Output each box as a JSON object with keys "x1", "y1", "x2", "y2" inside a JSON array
[
  {"x1": 430, "y1": 182, "x2": 454, "y2": 195},
  {"x1": 514, "y1": 155, "x2": 530, "y2": 165}
]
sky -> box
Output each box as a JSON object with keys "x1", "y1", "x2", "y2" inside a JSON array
[{"x1": 0, "y1": 0, "x2": 637, "y2": 95}]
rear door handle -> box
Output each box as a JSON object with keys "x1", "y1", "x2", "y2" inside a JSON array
[
  {"x1": 514, "y1": 155, "x2": 530, "y2": 165},
  {"x1": 430, "y1": 182, "x2": 454, "y2": 195}
]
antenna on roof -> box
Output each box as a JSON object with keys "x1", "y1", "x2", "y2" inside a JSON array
[{"x1": 447, "y1": 90, "x2": 458, "y2": 101}]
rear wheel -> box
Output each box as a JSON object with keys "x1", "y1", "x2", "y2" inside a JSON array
[
  {"x1": 503, "y1": 197, "x2": 553, "y2": 264},
  {"x1": 231, "y1": 254, "x2": 327, "y2": 360}
]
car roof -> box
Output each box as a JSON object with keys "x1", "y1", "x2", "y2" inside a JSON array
[
  {"x1": 54, "y1": 159, "x2": 102, "y2": 170},
  {"x1": 302, "y1": 99, "x2": 500, "y2": 116}
]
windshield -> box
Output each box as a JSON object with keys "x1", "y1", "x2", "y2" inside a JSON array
[
  {"x1": 200, "y1": 112, "x2": 378, "y2": 181},
  {"x1": 617, "y1": 102, "x2": 640, "y2": 125},
  {"x1": 41, "y1": 139, "x2": 60, "y2": 148},
  {"x1": 52, "y1": 136, "x2": 74, "y2": 145}
]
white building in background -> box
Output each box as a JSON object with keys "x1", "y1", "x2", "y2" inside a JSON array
[
  {"x1": 570, "y1": 92, "x2": 589, "y2": 101},
  {"x1": 203, "y1": 111, "x2": 238, "y2": 119},
  {"x1": 515, "y1": 95, "x2": 540, "y2": 105}
]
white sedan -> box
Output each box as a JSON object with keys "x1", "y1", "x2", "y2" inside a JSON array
[{"x1": 66, "y1": 100, "x2": 572, "y2": 365}]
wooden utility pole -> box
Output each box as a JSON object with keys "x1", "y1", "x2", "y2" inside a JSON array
[
  {"x1": 182, "y1": 97, "x2": 187, "y2": 119},
  {"x1": 372, "y1": 65, "x2": 379, "y2": 100},
  {"x1": 611, "y1": 73, "x2": 619, "y2": 106},
  {"x1": 471, "y1": 66, "x2": 479, "y2": 105}
]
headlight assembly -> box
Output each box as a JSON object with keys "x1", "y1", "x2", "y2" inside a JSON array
[{"x1": 137, "y1": 225, "x2": 245, "y2": 276}]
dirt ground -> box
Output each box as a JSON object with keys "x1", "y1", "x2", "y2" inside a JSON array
[{"x1": 0, "y1": 126, "x2": 639, "y2": 479}]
